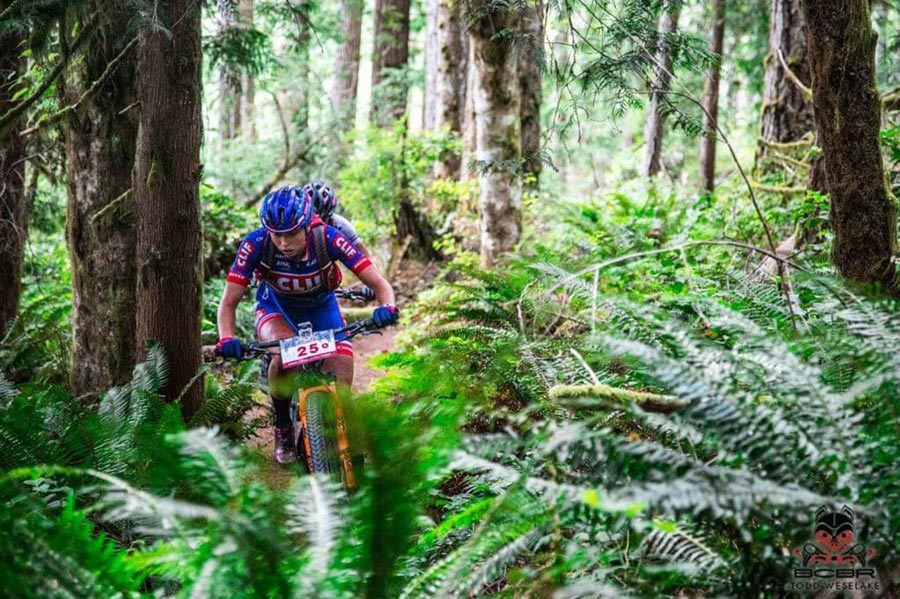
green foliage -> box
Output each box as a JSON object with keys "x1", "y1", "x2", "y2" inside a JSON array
[
  {"x1": 201, "y1": 184, "x2": 256, "y2": 279},
  {"x1": 203, "y1": 23, "x2": 274, "y2": 80},
  {"x1": 881, "y1": 124, "x2": 900, "y2": 195},
  {"x1": 3, "y1": 227, "x2": 72, "y2": 384},
  {"x1": 389, "y1": 239, "x2": 900, "y2": 595},
  {"x1": 337, "y1": 124, "x2": 460, "y2": 242},
  {"x1": 192, "y1": 363, "x2": 265, "y2": 442}
]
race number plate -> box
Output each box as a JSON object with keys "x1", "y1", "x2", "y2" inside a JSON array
[{"x1": 280, "y1": 329, "x2": 337, "y2": 368}]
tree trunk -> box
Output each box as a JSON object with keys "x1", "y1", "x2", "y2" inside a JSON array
[
  {"x1": 278, "y1": 0, "x2": 310, "y2": 133},
  {"x1": 331, "y1": 0, "x2": 364, "y2": 129},
  {"x1": 0, "y1": 19, "x2": 27, "y2": 338},
  {"x1": 469, "y1": 1, "x2": 522, "y2": 267},
  {"x1": 134, "y1": 0, "x2": 204, "y2": 419},
  {"x1": 425, "y1": 0, "x2": 468, "y2": 178},
  {"x1": 239, "y1": 0, "x2": 256, "y2": 142},
  {"x1": 64, "y1": 1, "x2": 139, "y2": 397},
  {"x1": 519, "y1": 1, "x2": 543, "y2": 187},
  {"x1": 394, "y1": 198, "x2": 441, "y2": 260},
  {"x1": 759, "y1": 0, "x2": 814, "y2": 147},
  {"x1": 424, "y1": 0, "x2": 439, "y2": 132},
  {"x1": 460, "y1": 40, "x2": 477, "y2": 181},
  {"x1": 371, "y1": 0, "x2": 411, "y2": 127},
  {"x1": 802, "y1": 0, "x2": 897, "y2": 287},
  {"x1": 294, "y1": 0, "x2": 310, "y2": 131},
  {"x1": 699, "y1": 0, "x2": 726, "y2": 192},
  {"x1": 641, "y1": 6, "x2": 680, "y2": 178},
  {"x1": 217, "y1": 0, "x2": 241, "y2": 147}
]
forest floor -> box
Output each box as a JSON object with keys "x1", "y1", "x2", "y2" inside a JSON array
[{"x1": 243, "y1": 259, "x2": 438, "y2": 488}]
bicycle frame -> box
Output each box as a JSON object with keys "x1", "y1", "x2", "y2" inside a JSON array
[{"x1": 254, "y1": 317, "x2": 379, "y2": 491}]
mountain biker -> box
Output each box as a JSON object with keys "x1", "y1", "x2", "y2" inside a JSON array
[
  {"x1": 216, "y1": 186, "x2": 398, "y2": 464},
  {"x1": 306, "y1": 180, "x2": 373, "y2": 258}
]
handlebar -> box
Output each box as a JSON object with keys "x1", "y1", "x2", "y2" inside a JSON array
[
  {"x1": 333, "y1": 287, "x2": 375, "y2": 302},
  {"x1": 201, "y1": 317, "x2": 383, "y2": 362}
]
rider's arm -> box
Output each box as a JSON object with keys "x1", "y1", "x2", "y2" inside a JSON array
[
  {"x1": 217, "y1": 282, "x2": 246, "y2": 339},
  {"x1": 331, "y1": 214, "x2": 371, "y2": 258},
  {"x1": 326, "y1": 226, "x2": 396, "y2": 303},
  {"x1": 218, "y1": 230, "x2": 263, "y2": 340},
  {"x1": 356, "y1": 265, "x2": 395, "y2": 305},
  {"x1": 354, "y1": 239, "x2": 372, "y2": 258}
]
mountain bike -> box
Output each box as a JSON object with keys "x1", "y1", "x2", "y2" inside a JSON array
[{"x1": 205, "y1": 291, "x2": 382, "y2": 491}]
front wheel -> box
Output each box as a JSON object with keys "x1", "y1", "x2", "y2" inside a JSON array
[{"x1": 300, "y1": 386, "x2": 356, "y2": 491}]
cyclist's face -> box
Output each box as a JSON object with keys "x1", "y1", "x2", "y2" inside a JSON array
[{"x1": 271, "y1": 227, "x2": 307, "y2": 259}]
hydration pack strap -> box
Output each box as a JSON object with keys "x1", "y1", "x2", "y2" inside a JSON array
[
  {"x1": 258, "y1": 232, "x2": 277, "y2": 283},
  {"x1": 310, "y1": 223, "x2": 335, "y2": 288}
]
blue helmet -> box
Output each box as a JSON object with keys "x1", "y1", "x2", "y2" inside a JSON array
[{"x1": 260, "y1": 186, "x2": 313, "y2": 233}]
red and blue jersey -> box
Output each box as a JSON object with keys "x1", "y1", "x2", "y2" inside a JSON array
[{"x1": 227, "y1": 222, "x2": 372, "y2": 310}]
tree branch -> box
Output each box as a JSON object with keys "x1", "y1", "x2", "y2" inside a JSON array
[
  {"x1": 0, "y1": 12, "x2": 100, "y2": 139},
  {"x1": 548, "y1": 383, "x2": 688, "y2": 413},
  {"x1": 884, "y1": 87, "x2": 900, "y2": 112},
  {"x1": 243, "y1": 145, "x2": 312, "y2": 207},
  {"x1": 0, "y1": 0, "x2": 26, "y2": 23},
  {"x1": 777, "y1": 48, "x2": 813, "y2": 101},
  {"x1": 20, "y1": 36, "x2": 139, "y2": 138},
  {"x1": 266, "y1": 90, "x2": 291, "y2": 169}
]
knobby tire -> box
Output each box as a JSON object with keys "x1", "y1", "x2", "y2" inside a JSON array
[{"x1": 303, "y1": 389, "x2": 343, "y2": 481}]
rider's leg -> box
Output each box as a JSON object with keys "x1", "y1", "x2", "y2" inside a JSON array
[
  {"x1": 323, "y1": 354, "x2": 354, "y2": 389},
  {"x1": 259, "y1": 315, "x2": 297, "y2": 415},
  {"x1": 258, "y1": 315, "x2": 298, "y2": 464}
]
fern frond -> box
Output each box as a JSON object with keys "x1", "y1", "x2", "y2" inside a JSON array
[
  {"x1": 641, "y1": 519, "x2": 728, "y2": 574},
  {"x1": 171, "y1": 427, "x2": 242, "y2": 503},
  {"x1": 287, "y1": 475, "x2": 346, "y2": 587}
]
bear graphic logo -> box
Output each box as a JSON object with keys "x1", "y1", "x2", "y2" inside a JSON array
[{"x1": 793, "y1": 506, "x2": 876, "y2": 567}]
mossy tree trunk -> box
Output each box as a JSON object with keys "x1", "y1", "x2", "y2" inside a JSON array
[
  {"x1": 460, "y1": 40, "x2": 477, "y2": 182},
  {"x1": 802, "y1": 0, "x2": 897, "y2": 287},
  {"x1": 469, "y1": 1, "x2": 522, "y2": 267},
  {"x1": 641, "y1": 5, "x2": 680, "y2": 178},
  {"x1": 134, "y1": 0, "x2": 204, "y2": 419},
  {"x1": 755, "y1": 0, "x2": 815, "y2": 172},
  {"x1": 239, "y1": 0, "x2": 256, "y2": 142},
  {"x1": 217, "y1": 0, "x2": 241, "y2": 147},
  {"x1": 371, "y1": 0, "x2": 411, "y2": 127},
  {"x1": 331, "y1": 0, "x2": 364, "y2": 130},
  {"x1": 519, "y1": 0, "x2": 543, "y2": 188},
  {"x1": 63, "y1": 1, "x2": 139, "y2": 397},
  {"x1": 699, "y1": 0, "x2": 726, "y2": 192},
  {"x1": 760, "y1": 0, "x2": 814, "y2": 145},
  {"x1": 289, "y1": 0, "x2": 310, "y2": 131},
  {"x1": 425, "y1": 0, "x2": 468, "y2": 179},
  {"x1": 0, "y1": 17, "x2": 27, "y2": 337}
]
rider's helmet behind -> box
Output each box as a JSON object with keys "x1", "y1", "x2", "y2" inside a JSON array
[
  {"x1": 260, "y1": 186, "x2": 313, "y2": 233},
  {"x1": 304, "y1": 181, "x2": 337, "y2": 222}
]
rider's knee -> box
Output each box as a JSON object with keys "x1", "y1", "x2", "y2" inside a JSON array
[{"x1": 268, "y1": 353, "x2": 284, "y2": 376}]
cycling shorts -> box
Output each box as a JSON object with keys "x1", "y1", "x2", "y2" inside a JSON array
[{"x1": 255, "y1": 284, "x2": 353, "y2": 358}]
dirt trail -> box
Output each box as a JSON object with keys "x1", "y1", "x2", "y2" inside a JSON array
[{"x1": 349, "y1": 327, "x2": 397, "y2": 393}]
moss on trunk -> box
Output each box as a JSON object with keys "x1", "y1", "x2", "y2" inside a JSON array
[
  {"x1": 803, "y1": 0, "x2": 897, "y2": 287},
  {"x1": 64, "y1": 0, "x2": 139, "y2": 397},
  {"x1": 0, "y1": 32, "x2": 27, "y2": 338}
]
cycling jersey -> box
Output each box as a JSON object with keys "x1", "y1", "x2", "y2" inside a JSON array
[
  {"x1": 330, "y1": 214, "x2": 360, "y2": 245},
  {"x1": 227, "y1": 222, "x2": 372, "y2": 349}
]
